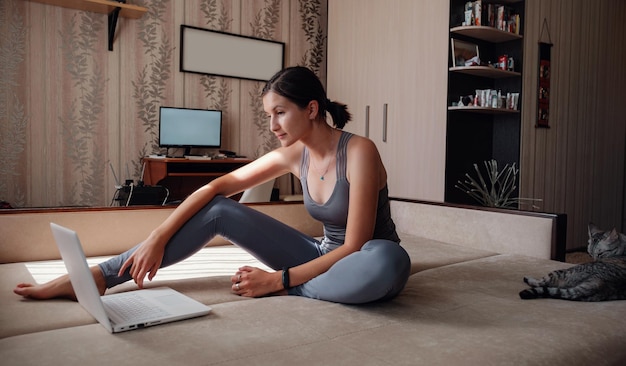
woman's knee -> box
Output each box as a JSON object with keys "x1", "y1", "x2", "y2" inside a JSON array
[
  {"x1": 299, "y1": 241, "x2": 410, "y2": 304},
  {"x1": 188, "y1": 195, "x2": 244, "y2": 230},
  {"x1": 199, "y1": 194, "x2": 232, "y2": 216},
  {"x1": 197, "y1": 195, "x2": 256, "y2": 224},
  {"x1": 363, "y1": 240, "x2": 411, "y2": 274}
]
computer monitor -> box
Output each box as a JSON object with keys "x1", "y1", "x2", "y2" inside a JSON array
[{"x1": 159, "y1": 107, "x2": 222, "y2": 156}]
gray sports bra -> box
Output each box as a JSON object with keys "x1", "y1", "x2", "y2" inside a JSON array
[{"x1": 300, "y1": 131, "x2": 400, "y2": 252}]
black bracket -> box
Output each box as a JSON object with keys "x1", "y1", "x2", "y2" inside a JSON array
[{"x1": 107, "y1": 0, "x2": 126, "y2": 51}]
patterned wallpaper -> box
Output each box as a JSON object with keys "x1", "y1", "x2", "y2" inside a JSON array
[{"x1": 0, "y1": 0, "x2": 327, "y2": 207}]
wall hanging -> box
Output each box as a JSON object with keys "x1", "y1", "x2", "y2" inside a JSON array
[{"x1": 537, "y1": 18, "x2": 552, "y2": 128}]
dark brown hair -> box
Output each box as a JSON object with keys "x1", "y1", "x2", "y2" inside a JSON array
[{"x1": 262, "y1": 66, "x2": 351, "y2": 129}]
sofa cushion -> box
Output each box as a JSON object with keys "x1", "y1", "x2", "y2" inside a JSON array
[
  {"x1": 0, "y1": 244, "x2": 271, "y2": 339},
  {"x1": 2, "y1": 255, "x2": 625, "y2": 365},
  {"x1": 0, "y1": 263, "x2": 101, "y2": 339},
  {"x1": 332, "y1": 255, "x2": 626, "y2": 365},
  {"x1": 1, "y1": 233, "x2": 498, "y2": 339},
  {"x1": 399, "y1": 232, "x2": 497, "y2": 274},
  {"x1": 0, "y1": 297, "x2": 390, "y2": 366},
  {"x1": 0, "y1": 261, "x2": 251, "y2": 339}
]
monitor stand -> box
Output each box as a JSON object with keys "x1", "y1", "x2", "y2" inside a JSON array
[{"x1": 181, "y1": 147, "x2": 201, "y2": 158}]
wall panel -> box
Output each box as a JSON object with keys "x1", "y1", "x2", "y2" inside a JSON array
[
  {"x1": 2, "y1": 0, "x2": 624, "y2": 252},
  {"x1": 0, "y1": 0, "x2": 327, "y2": 207},
  {"x1": 521, "y1": 0, "x2": 626, "y2": 250}
]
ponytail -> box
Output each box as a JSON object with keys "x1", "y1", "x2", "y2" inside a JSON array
[{"x1": 325, "y1": 99, "x2": 352, "y2": 129}]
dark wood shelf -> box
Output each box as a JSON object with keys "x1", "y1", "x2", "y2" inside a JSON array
[
  {"x1": 448, "y1": 106, "x2": 520, "y2": 114},
  {"x1": 142, "y1": 157, "x2": 252, "y2": 201},
  {"x1": 25, "y1": 0, "x2": 147, "y2": 51},
  {"x1": 449, "y1": 66, "x2": 520, "y2": 78},
  {"x1": 450, "y1": 26, "x2": 522, "y2": 43},
  {"x1": 26, "y1": 0, "x2": 147, "y2": 18}
]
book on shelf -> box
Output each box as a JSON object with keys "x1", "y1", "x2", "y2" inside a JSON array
[
  {"x1": 458, "y1": 1, "x2": 521, "y2": 35},
  {"x1": 488, "y1": 4, "x2": 495, "y2": 27},
  {"x1": 497, "y1": 5, "x2": 505, "y2": 31}
]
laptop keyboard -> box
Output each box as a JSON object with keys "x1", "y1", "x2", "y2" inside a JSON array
[{"x1": 103, "y1": 294, "x2": 170, "y2": 322}]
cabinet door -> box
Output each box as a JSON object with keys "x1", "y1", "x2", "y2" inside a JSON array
[
  {"x1": 328, "y1": 0, "x2": 394, "y2": 158},
  {"x1": 328, "y1": 0, "x2": 448, "y2": 201},
  {"x1": 327, "y1": 0, "x2": 360, "y2": 135},
  {"x1": 327, "y1": 0, "x2": 381, "y2": 138},
  {"x1": 383, "y1": 0, "x2": 449, "y2": 200}
]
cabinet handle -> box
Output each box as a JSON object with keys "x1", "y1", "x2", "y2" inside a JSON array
[
  {"x1": 365, "y1": 105, "x2": 370, "y2": 138},
  {"x1": 382, "y1": 103, "x2": 388, "y2": 143}
]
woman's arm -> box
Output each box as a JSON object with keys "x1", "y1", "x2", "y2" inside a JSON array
[{"x1": 120, "y1": 147, "x2": 299, "y2": 288}]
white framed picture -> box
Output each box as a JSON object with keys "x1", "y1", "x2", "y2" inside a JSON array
[{"x1": 181, "y1": 25, "x2": 285, "y2": 82}]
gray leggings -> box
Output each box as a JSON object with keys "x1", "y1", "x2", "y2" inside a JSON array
[{"x1": 99, "y1": 195, "x2": 411, "y2": 304}]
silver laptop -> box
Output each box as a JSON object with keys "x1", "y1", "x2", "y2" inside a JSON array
[{"x1": 50, "y1": 222, "x2": 211, "y2": 333}]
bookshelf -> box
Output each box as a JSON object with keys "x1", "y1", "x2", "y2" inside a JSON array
[{"x1": 445, "y1": 0, "x2": 525, "y2": 206}]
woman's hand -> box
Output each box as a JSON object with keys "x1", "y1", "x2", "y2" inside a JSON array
[
  {"x1": 118, "y1": 234, "x2": 166, "y2": 289},
  {"x1": 231, "y1": 266, "x2": 284, "y2": 297}
]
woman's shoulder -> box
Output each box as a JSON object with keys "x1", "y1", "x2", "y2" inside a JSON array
[
  {"x1": 269, "y1": 141, "x2": 305, "y2": 175},
  {"x1": 344, "y1": 132, "x2": 378, "y2": 154},
  {"x1": 343, "y1": 132, "x2": 386, "y2": 189}
]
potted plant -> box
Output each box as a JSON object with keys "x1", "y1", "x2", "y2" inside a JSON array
[{"x1": 455, "y1": 159, "x2": 541, "y2": 209}]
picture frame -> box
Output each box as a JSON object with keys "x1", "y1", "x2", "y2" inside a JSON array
[
  {"x1": 180, "y1": 25, "x2": 285, "y2": 82},
  {"x1": 451, "y1": 38, "x2": 480, "y2": 67}
]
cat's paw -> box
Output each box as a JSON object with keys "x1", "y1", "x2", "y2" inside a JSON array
[
  {"x1": 519, "y1": 289, "x2": 538, "y2": 299},
  {"x1": 523, "y1": 276, "x2": 538, "y2": 286}
]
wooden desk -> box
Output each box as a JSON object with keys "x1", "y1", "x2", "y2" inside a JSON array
[{"x1": 142, "y1": 157, "x2": 252, "y2": 201}]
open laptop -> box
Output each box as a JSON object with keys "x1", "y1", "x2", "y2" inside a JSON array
[{"x1": 50, "y1": 222, "x2": 211, "y2": 333}]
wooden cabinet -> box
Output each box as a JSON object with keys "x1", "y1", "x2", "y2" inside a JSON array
[
  {"x1": 142, "y1": 158, "x2": 251, "y2": 201},
  {"x1": 327, "y1": 0, "x2": 449, "y2": 201},
  {"x1": 445, "y1": 0, "x2": 525, "y2": 205}
]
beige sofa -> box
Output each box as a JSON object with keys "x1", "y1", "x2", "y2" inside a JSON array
[{"x1": 1, "y1": 199, "x2": 624, "y2": 366}]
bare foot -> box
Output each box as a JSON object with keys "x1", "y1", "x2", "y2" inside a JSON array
[{"x1": 13, "y1": 266, "x2": 106, "y2": 301}]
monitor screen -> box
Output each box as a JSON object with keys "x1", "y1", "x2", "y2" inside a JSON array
[{"x1": 159, "y1": 107, "x2": 222, "y2": 151}]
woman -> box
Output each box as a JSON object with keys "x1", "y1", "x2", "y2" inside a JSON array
[{"x1": 14, "y1": 66, "x2": 411, "y2": 304}]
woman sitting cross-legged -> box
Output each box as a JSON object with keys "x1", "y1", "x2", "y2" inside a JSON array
[{"x1": 14, "y1": 66, "x2": 411, "y2": 305}]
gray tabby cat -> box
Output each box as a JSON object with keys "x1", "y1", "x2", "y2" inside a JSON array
[{"x1": 519, "y1": 223, "x2": 626, "y2": 301}]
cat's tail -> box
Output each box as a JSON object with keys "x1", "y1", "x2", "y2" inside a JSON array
[{"x1": 519, "y1": 280, "x2": 592, "y2": 300}]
